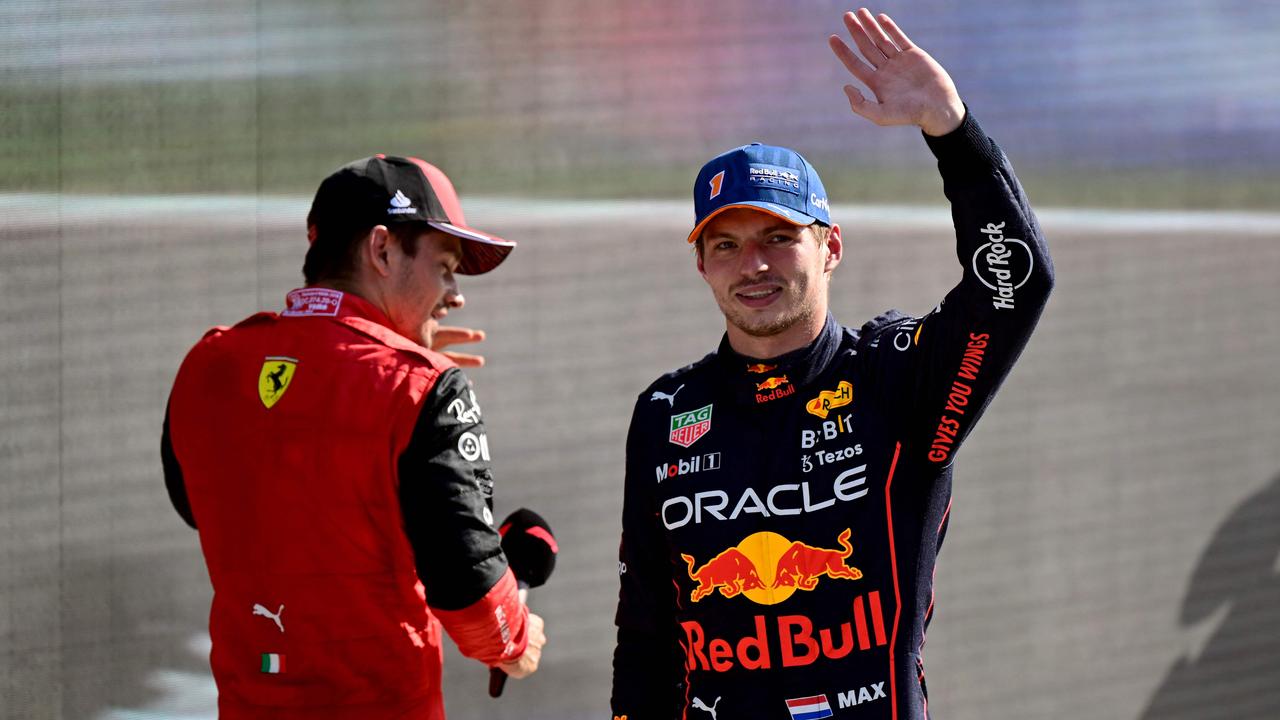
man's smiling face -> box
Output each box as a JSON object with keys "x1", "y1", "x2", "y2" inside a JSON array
[{"x1": 697, "y1": 208, "x2": 841, "y2": 350}]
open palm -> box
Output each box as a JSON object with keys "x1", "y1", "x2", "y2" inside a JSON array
[{"x1": 828, "y1": 8, "x2": 965, "y2": 137}]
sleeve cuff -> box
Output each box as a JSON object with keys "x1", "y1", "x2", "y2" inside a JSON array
[
  {"x1": 433, "y1": 568, "x2": 529, "y2": 666},
  {"x1": 923, "y1": 105, "x2": 1003, "y2": 168}
]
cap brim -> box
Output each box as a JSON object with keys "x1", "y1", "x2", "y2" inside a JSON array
[
  {"x1": 428, "y1": 220, "x2": 517, "y2": 275},
  {"x1": 686, "y1": 201, "x2": 817, "y2": 244}
]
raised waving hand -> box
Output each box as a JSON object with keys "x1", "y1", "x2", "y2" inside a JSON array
[{"x1": 828, "y1": 8, "x2": 965, "y2": 136}]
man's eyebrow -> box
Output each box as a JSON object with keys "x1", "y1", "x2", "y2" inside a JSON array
[
  {"x1": 705, "y1": 222, "x2": 799, "y2": 241},
  {"x1": 758, "y1": 222, "x2": 800, "y2": 237}
]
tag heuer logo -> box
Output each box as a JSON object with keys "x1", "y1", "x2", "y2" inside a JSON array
[
  {"x1": 669, "y1": 403, "x2": 712, "y2": 447},
  {"x1": 258, "y1": 356, "x2": 298, "y2": 409}
]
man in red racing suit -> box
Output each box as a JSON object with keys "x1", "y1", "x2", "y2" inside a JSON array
[
  {"x1": 612, "y1": 10, "x2": 1053, "y2": 719},
  {"x1": 163, "y1": 155, "x2": 546, "y2": 718}
]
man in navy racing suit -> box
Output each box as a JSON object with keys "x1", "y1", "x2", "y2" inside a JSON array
[{"x1": 611, "y1": 9, "x2": 1054, "y2": 720}]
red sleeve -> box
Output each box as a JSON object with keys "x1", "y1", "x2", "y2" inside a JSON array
[{"x1": 432, "y1": 568, "x2": 529, "y2": 666}]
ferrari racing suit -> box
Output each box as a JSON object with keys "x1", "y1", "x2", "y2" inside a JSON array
[{"x1": 163, "y1": 288, "x2": 527, "y2": 719}]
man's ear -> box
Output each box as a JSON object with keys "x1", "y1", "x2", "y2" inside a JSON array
[
  {"x1": 365, "y1": 225, "x2": 393, "y2": 278},
  {"x1": 824, "y1": 223, "x2": 843, "y2": 274}
]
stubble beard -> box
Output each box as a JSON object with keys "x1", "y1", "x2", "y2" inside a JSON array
[{"x1": 718, "y1": 274, "x2": 818, "y2": 339}]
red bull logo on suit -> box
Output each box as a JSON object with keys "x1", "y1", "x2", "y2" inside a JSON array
[
  {"x1": 680, "y1": 589, "x2": 889, "y2": 673},
  {"x1": 681, "y1": 529, "x2": 862, "y2": 606}
]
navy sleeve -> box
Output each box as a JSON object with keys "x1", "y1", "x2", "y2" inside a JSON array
[
  {"x1": 161, "y1": 403, "x2": 197, "y2": 529},
  {"x1": 612, "y1": 400, "x2": 682, "y2": 719},
  {"x1": 398, "y1": 367, "x2": 509, "y2": 611},
  {"x1": 860, "y1": 109, "x2": 1054, "y2": 466}
]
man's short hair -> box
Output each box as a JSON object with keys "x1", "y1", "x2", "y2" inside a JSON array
[
  {"x1": 303, "y1": 220, "x2": 427, "y2": 285},
  {"x1": 694, "y1": 221, "x2": 831, "y2": 260}
]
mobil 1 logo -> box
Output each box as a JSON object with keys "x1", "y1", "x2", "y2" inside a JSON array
[{"x1": 656, "y1": 452, "x2": 722, "y2": 483}]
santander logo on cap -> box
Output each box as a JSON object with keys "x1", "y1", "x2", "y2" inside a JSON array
[{"x1": 388, "y1": 189, "x2": 417, "y2": 215}]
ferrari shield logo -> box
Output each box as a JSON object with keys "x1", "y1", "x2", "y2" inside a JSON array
[{"x1": 258, "y1": 356, "x2": 298, "y2": 409}]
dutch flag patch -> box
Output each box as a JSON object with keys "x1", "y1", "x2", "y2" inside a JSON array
[{"x1": 785, "y1": 694, "x2": 834, "y2": 720}]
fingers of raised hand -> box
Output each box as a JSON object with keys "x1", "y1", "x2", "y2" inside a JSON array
[
  {"x1": 877, "y1": 13, "x2": 916, "y2": 51},
  {"x1": 431, "y1": 327, "x2": 485, "y2": 349},
  {"x1": 441, "y1": 351, "x2": 484, "y2": 368},
  {"x1": 842, "y1": 85, "x2": 889, "y2": 125},
  {"x1": 857, "y1": 8, "x2": 903, "y2": 59},
  {"x1": 828, "y1": 34, "x2": 876, "y2": 87},
  {"x1": 842, "y1": 10, "x2": 888, "y2": 68}
]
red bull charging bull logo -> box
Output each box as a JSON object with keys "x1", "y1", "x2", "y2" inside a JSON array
[
  {"x1": 681, "y1": 529, "x2": 862, "y2": 605},
  {"x1": 756, "y1": 376, "x2": 789, "y2": 392}
]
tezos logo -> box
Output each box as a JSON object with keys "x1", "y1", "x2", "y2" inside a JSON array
[{"x1": 971, "y1": 221, "x2": 1033, "y2": 310}]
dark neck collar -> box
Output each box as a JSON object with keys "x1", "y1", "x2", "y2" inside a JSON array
[{"x1": 715, "y1": 314, "x2": 841, "y2": 408}]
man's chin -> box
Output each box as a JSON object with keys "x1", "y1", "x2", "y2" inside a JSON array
[
  {"x1": 420, "y1": 318, "x2": 439, "y2": 347},
  {"x1": 727, "y1": 309, "x2": 802, "y2": 339}
]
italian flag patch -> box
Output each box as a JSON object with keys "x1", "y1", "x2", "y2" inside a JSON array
[{"x1": 260, "y1": 653, "x2": 285, "y2": 674}]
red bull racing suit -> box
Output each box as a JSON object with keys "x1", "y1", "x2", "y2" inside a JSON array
[{"x1": 612, "y1": 112, "x2": 1054, "y2": 720}]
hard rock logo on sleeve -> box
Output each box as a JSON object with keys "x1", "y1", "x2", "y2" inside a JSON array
[
  {"x1": 670, "y1": 404, "x2": 713, "y2": 448},
  {"x1": 258, "y1": 356, "x2": 298, "y2": 409}
]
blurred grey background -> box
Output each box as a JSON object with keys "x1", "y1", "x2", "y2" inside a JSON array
[{"x1": 2, "y1": 1, "x2": 1278, "y2": 719}]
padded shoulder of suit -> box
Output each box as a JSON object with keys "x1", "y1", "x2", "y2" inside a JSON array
[
  {"x1": 856, "y1": 309, "x2": 915, "y2": 352},
  {"x1": 640, "y1": 349, "x2": 718, "y2": 401},
  {"x1": 196, "y1": 312, "x2": 275, "y2": 343},
  {"x1": 337, "y1": 315, "x2": 457, "y2": 372}
]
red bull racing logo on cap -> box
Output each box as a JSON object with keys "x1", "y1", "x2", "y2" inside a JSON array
[
  {"x1": 670, "y1": 404, "x2": 713, "y2": 448},
  {"x1": 681, "y1": 529, "x2": 862, "y2": 605},
  {"x1": 748, "y1": 164, "x2": 802, "y2": 193}
]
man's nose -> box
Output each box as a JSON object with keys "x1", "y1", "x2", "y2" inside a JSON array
[
  {"x1": 445, "y1": 287, "x2": 465, "y2": 309},
  {"x1": 739, "y1": 243, "x2": 769, "y2": 276}
]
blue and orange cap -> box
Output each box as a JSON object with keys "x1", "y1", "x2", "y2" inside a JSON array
[{"x1": 687, "y1": 142, "x2": 830, "y2": 244}]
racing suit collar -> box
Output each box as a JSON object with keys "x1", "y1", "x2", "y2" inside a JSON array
[
  {"x1": 717, "y1": 313, "x2": 841, "y2": 408},
  {"x1": 283, "y1": 287, "x2": 396, "y2": 330}
]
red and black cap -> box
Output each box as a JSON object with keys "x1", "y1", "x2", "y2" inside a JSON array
[{"x1": 307, "y1": 155, "x2": 515, "y2": 275}]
